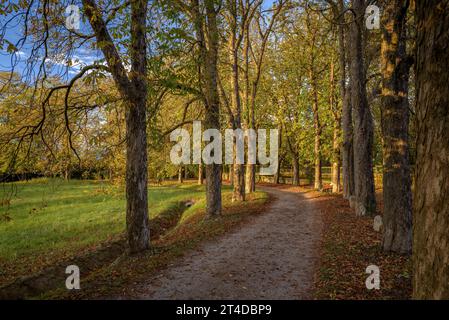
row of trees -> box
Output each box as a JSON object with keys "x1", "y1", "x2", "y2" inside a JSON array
[
  {"x1": 326, "y1": 0, "x2": 449, "y2": 299},
  {"x1": 0, "y1": 0, "x2": 448, "y2": 298}
]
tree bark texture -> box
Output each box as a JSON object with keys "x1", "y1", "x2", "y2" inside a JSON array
[
  {"x1": 83, "y1": 0, "x2": 150, "y2": 253},
  {"x1": 380, "y1": 0, "x2": 412, "y2": 254},
  {"x1": 349, "y1": 0, "x2": 376, "y2": 216},
  {"x1": 413, "y1": 0, "x2": 449, "y2": 299},
  {"x1": 193, "y1": 0, "x2": 222, "y2": 216}
]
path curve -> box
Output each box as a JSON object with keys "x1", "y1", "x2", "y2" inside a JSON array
[{"x1": 128, "y1": 186, "x2": 322, "y2": 300}]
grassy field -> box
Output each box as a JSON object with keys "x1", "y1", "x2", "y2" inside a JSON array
[
  {"x1": 0, "y1": 179, "x2": 211, "y2": 261},
  {"x1": 0, "y1": 179, "x2": 225, "y2": 285}
]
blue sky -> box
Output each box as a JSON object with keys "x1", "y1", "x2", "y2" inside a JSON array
[{"x1": 0, "y1": 1, "x2": 104, "y2": 82}]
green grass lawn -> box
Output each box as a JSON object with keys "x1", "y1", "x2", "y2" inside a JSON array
[{"x1": 0, "y1": 179, "x2": 214, "y2": 267}]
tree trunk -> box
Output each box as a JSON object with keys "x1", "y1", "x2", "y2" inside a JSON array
[
  {"x1": 242, "y1": 23, "x2": 256, "y2": 194},
  {"x1": 244, "y1": 1, "x2": 282, "y2": 192},
  {"x1": 83, "y1": 0, "x2": 150, "y2": 253},
  {"x1": 274, "y1": 157, "x2": 282, "y2": 184},
  {"x1": 194, "y1": 0, "x2": 222, "y2": 216},
  {"x1": 273, "y1": 124, "x2": 282, "y2": 184},
  {"x1": 308, "y1": 25, "x2": 322, "y2": 191},
  {"x1": 229, "y1": 164, "x2": 234, "y2": 185},
  {"x1": 228, "y1": 12, "x2": 245, "y2": 202},
  {"x1": 349, "y1": 0, "x2": 376, "y2": 216},
  {"x1": 342, "y1": 87, "x2": 355, "y2": 198},
  {"x1": 233, "y1": 164, "x2": 245, "y2": 201},
  {"x1": 330, "y1": 60, "x2": 341, "y2": 193},
  {"x1": 245, "y1": 86, "x2": 256, "y2": 193},
  {"x1": 125, "y1": 0, "x2": 150, "y2": 253},
  {"x1": 286, "y1": 128, "x2": 300, "y2": 186},
  {"x1": 292, "y1": 156, "x2": 300, "y2": 186},
  {"x1": 125, "y1": 93, "x2": 150, "y2": 252},
  {"x1": 413, "y1": 0, "x2": 449, "y2": 299},
  {"x1": 310, "y1": 70, "x2": 322, "y2": 191},
  {"x1": 198, "y1": 163, "x2": 203, "y2": 185},
  {"x1": 380, "y1": 0, "x2": 412, "y2": 254},
  {"x1": 245, "y1": 163, "x2": 256, "y2": 193},
  {"x1": 245, "y1": 81, "x2": 257, "y2": 193},
  {"x1": 332, "y1": 125, "x2": 341, "y2": 193},
  {"x1": 337, "y1": 0, "x2": 354, "y2": 199},
  {"x1": 313, "y1": 133, "x2": 322, "y2": 191},
  {"x1": 178, "y1": 166, "x2": 183, "y2": 183}
]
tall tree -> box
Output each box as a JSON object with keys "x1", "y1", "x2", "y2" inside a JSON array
[
  {"x1": 83, "y1": 0, "x2": 151, "y2": 253},
  {"x1": 223, "y1": 0, "x2": 260, "y2": 201},
  {"x1": 413, "y1": 0, "x2": 449, "y2": 299},
  {"x1": 329, "y1": 59, "x2": 342, "y2": 193},
  {"x1": 245, "y1": 1, "x2": 284, "y2": 193},
  {"x1": 380, "y1": 0, "x2": 412, "y2": 254},
  {"x1": 198, "y1": 163, "x2": 204, "y2": 185},
  {"x1": 309, "y1": 56, "x2": 323, "y2": 191},
  {"x1": 305, "y1": 6, "x2": 324, "y2": 191},
  {"x1": 226, "y1": 0, "x2": 245, "y2": 201},
  {"x1": 2, "y1": 0, "x2": 153, "y2": 253},
  {"x1": 326, "y1": 0, "x2": 353, "y2": 198},
  {"x1": 348, "y1": 0, "x2": 376, "y2": 216},
  {"x1": 191, "y1": 0, "x2": 222, "y2": 216}
]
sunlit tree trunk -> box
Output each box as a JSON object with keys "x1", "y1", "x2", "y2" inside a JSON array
[
  {"x1": 413, "y1": 0, "x2": 449, "y2": 299},
  {"x1": 342, "y1": 87, "x2": 355, "y2": 198},
  {"x1": 178, "y1": 166, "x2": 183, "y2": 183},
  {"x1": 244, "y1": 2, "x2": 283, "y2": 193},
  {"x1": 246, "y1": 84, "x2": 257, "y2": 193},
  {"x1": 336, "y1": 0, "x2": 354, "y2": 199},
  {"x1": 274, "y1": 163, "x2": 280, "y2": 184},
  {"x1": 242, "y1": 23, "x2": 256, "y2": 194},
  {"x1": 349, "y1": 0, "x2": 376, "y2": 216},
  {"x1": 286, "y1": 131, "x2": 300, "y2": 186},
  {"x1": 227, "y1": 0, "x2": 245, "y2": 202},
  {"x1": 292, "y1": 157, "x2": 300, "y2": 186},
  {"x1": 64, "y1": 167, "x2": 70, "y2": 181},
  {"x1": 124, "y1": 0, "x2": 150, "y2": 252},
  {"x1": 83, "y1": 0, "x2": 150, "y2": 253},
  {"x1": 380, "y1": 0, "x2": 412, "y2": 254},
  {"x1": 310, "y1": 69, "x2": 322, "y2": 191},
  {"x1": 108, "y1": 168, "x2": 113, "y2": 181},
  {"x1": 198, "y1": 164, "x2": 203, "y2": 185},
  {"x1": 331, "y1": 129, "x2": 341, "y2": 193},
  {"x1": 229, "y1": 164, "x2": 234, "y2": 185},
  {"x1": 330, "y1": 60, "x2": 341, "y2": 193},
  {"x1": 245, "y1": 80, "x2": 256, "y2": 192},
  {"x1": 273, "y1": 124, "x2": 282, "y2": 184},
  {"x1": 192, "y1": 0, "x2": 222, "y2": 216},
  {"x1": 233, "y1": 162, "x2": 245, "y2": 200}
]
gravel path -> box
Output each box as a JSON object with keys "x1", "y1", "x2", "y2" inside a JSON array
[{"x1": 129, "y1": 186, "x2": 322, "y2": 300}]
